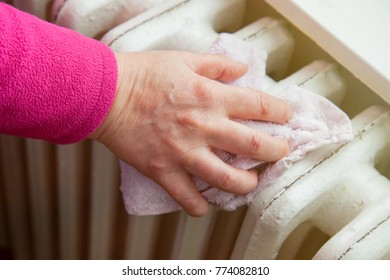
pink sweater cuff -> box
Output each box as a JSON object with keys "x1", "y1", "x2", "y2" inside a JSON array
[{"x1": 0, "y1": 3, "x2": 117, "y2": 144}]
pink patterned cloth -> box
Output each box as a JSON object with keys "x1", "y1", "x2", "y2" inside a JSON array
[
  {"x1": 120, "y1": 33, "x2": 353, "y2": 215},
  {"x1": 0, "y1": 3, "x2": 117, "y2": 144}
]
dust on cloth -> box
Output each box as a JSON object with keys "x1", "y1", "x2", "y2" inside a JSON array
[{"x1": 119, "y1": 33, "x2": 353, "y2": 215}]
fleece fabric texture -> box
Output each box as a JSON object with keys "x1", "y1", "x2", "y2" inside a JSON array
[
  {"x1": 0, "y1": 3, "x2": 117, "y2": 144},
  {"x1": 120, "y1": 33, "x2": 353, "y2": 216}
]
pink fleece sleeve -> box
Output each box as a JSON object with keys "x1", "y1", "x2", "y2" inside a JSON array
[{"x1": 0, "y1": 3, "x2": 117, "y2": 144}]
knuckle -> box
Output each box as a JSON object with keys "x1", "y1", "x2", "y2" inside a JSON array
[
  {"x1": 176, "y1": 111, "x2": 200, "y2": 129},
  {"x1": 191, "y1": 79, "x2": 212, "y2": 102},
  {"x1": 147, "y1": 156, "x2": 168, "y2": 175},
  {"x1": 218, "y1": 170, "x2": 236, "y2": 192},
  {"x1": 249, "y1": 133, "x2": 263, "y2": 154},
  {"x1": 258, "y1": 94, "x2": 271, "y2": 117},
  {"x1": 166, "y1": 185, "x2": 184, "y2": 201},
  {"x1": 212, "y1": 54, "x2": 229, "y2": 78}
]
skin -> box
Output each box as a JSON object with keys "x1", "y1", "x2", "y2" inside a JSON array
[{"x1": 90, "y1": 50, "x2": 291, "y2": 217}]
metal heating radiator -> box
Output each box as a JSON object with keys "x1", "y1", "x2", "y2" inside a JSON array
[{"x1": 1, "y1": 0, "x2": 389, "y2": 260}]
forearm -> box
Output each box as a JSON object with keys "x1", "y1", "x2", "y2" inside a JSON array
[{"x1": 0, "y1": 3, "x2": 117, "y2": 144}]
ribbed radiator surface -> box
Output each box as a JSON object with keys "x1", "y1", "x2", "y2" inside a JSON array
[{"x1": 0, "y1": 137, "x2": 248, "y2": 259}]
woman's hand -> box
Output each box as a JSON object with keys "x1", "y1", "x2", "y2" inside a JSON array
[{"x1": 90, "y1": 51, "x2": 291, "y2": 217}]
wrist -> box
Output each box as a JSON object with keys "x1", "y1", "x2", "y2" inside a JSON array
[{"x1": 88, "y1": 52, "x2": 127, "y2": 143}]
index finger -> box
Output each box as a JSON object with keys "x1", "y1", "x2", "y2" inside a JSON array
[
  {"x1": 186, "y1": 53, "x2": 248, "y2": 82},
  {"x1": 220, "y1": 84, "x2": 292, "y2": 124}
]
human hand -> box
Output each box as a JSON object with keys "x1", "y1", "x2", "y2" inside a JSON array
[{"x1": 90, "y1": 51, "x2": 291, "y2": 217}]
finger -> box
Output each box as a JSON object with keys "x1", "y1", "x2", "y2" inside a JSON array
[
  {"x1": 184, "y1": 148, "x2": 259, "y2": 194},
  {"x1": 188, "y1": 53, "x2": 248, "y2": 82},
  {"x1": 206, "y1": 119, "x2": 289, "y2": 162},
  {"x1": 158, "y1": 171, "x2": 209, "y2": 217},
  {"x1": 220, "y1": 84, "x2": 292, "y2": 124}
]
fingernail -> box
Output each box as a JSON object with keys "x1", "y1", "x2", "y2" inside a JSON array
[
  {"x1": 190, "y1": 202, "x2": 209, "y2": 217},
  {"x1": 283, "y1": 103, "x2": 292, "y2": 123},
  {"x1": 281, "y1": 139, "x2": 290, "y2": 156},
  {"x1": 272, "y1": 138, "x2": 290, "y2": 158},
  {"x1": 249, "y1": 168, "x2": 259, "y2": 178},
  {"x1": 236, "y1": 62, "x2": 248, "y2": 73}
]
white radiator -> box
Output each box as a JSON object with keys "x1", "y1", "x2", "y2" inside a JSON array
[{"x1": 1, "y1": 0, "x2": 389, "y2": 260}]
